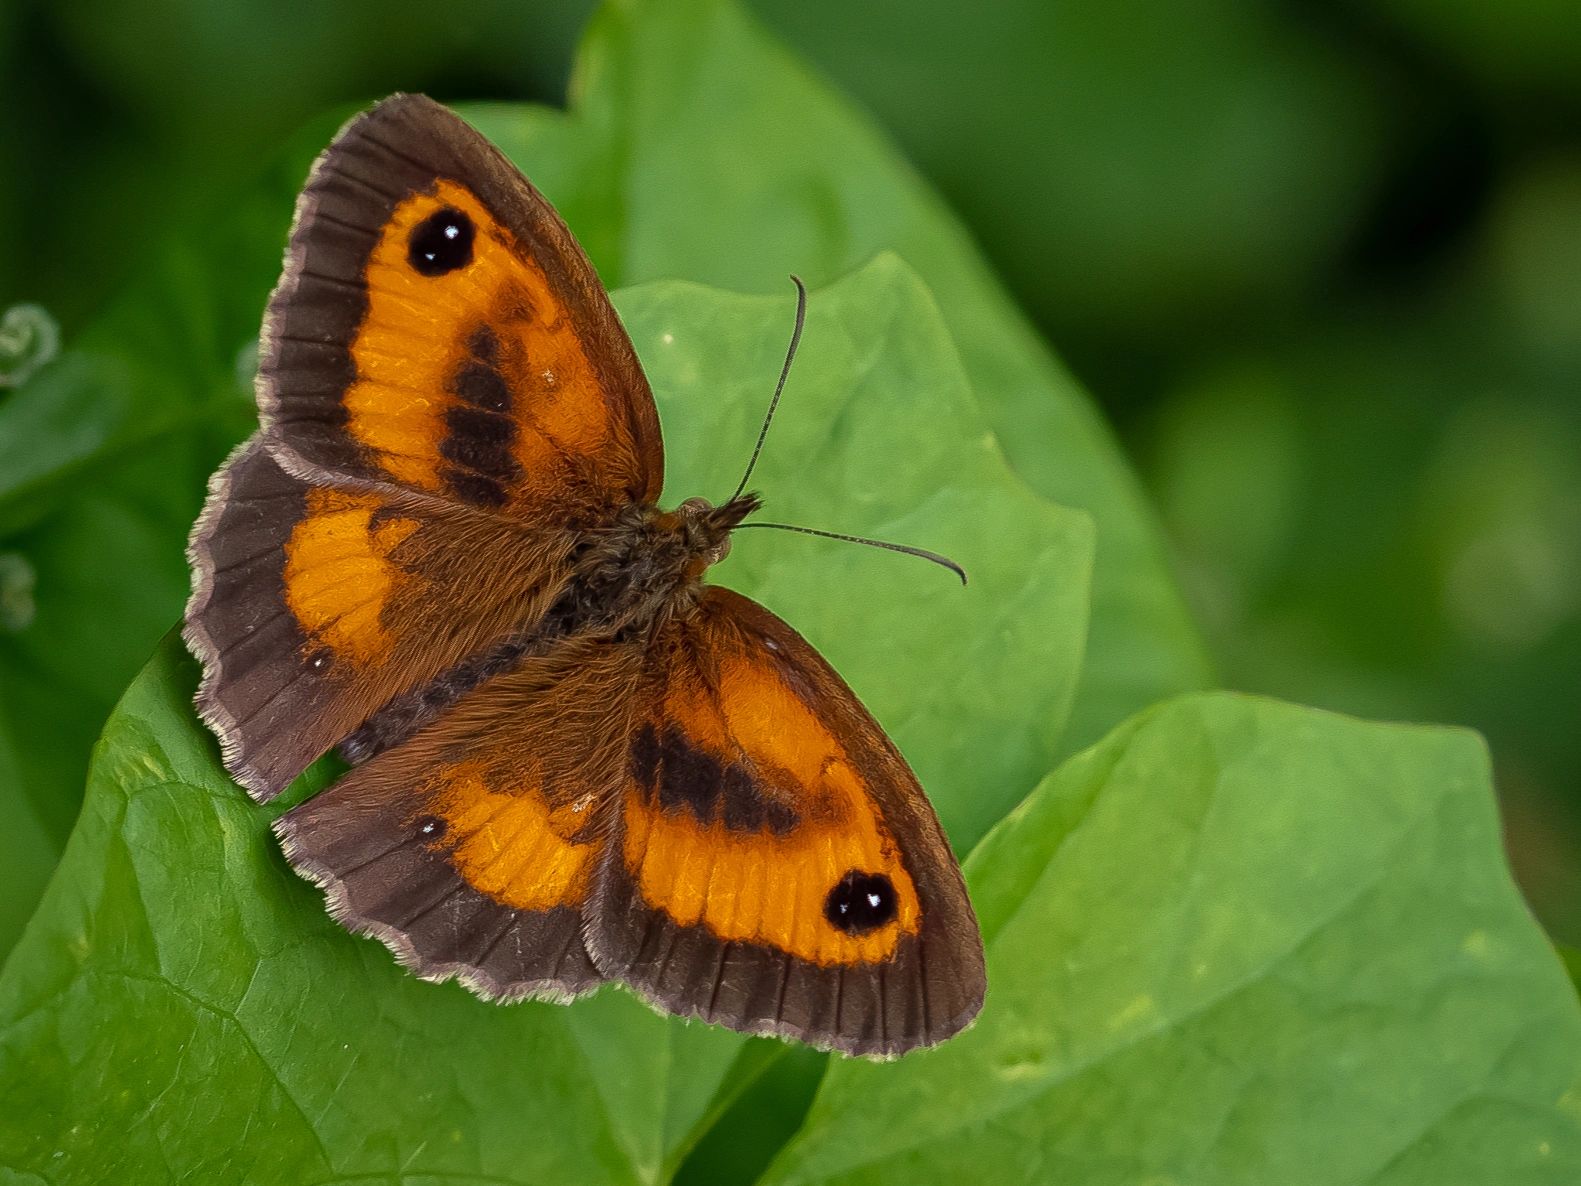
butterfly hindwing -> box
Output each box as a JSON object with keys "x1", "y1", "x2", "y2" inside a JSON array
[
  {"x1": 185, "y1": 435, "x2": 579, "y2": 799},
  {"x1": 259, "y1": 92, "x2": 663, "y2": 517},
  {"x1": 588, "y1": 588, "x2": 986, "y2": 1057},
  {"x1": 272, "y1": 635, "x2": 648, "y2": 1000}
]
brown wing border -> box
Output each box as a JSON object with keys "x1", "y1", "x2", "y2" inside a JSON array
[{"x1": 184, "y1": 434, "x2": 323, "y2": 800}]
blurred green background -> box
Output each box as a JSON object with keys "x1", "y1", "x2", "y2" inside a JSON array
[{"x1": 1, "y1": 0, "x2": 1578, "y2": 951}]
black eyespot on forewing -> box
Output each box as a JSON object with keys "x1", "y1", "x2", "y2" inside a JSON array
[
  {"x1": 408, "y1": 207, "x2": 475, "y2": 276},
  {"x1": 824, "y1": 870, "x2": 898, "y2": 935}
]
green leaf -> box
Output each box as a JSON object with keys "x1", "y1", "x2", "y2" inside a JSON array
[
  {"x1": 746, "y1": 0, "x2": 1388, "y2": 349},
  {"x1": 471, "y1": 0, "x2": 1211, "y2": 770},
  {"x1": 0, "y1": 261, "x2": 1090, "y2": 1184},
  {"x1": 623, "y1": 257, "x2": 1093, "y2": 843},
  {"x1": 0, "y1": 115, "x2": 343, "y2": 958},
  {"x1": 1559, "y1": 943, "x2": 1581, "y2": 997},
  {"x1": 0, "y1": 639, "x2": 747, "y2": 1186},
  {"x1": 0, "y1": 0, "x2": 1197, "y2": 961},
  {"x1": 765, "y1": 694, "x2": 1581, "y2": 1185},
  {"x1": 1371, "y1": 0, "x2": 1581, "y2": 98},
  {"x1": 0, "y1": 730, "x2": 56, "y2": 961},
  {"x1": 0, "y1": 244, "x2": 269, "y2": 957}
]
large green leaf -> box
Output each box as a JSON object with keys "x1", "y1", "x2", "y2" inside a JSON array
[
  {"x1": 472, "y1": 0, "x2": 1211, "y2": 767},
  {"x1": 0, "y1": 639, "x2": 749, "y2": 1186},
  {"x1": 0, "y1": 0, "x2": 1199, "y2": 962},
  {"x1": 746, "y1": 0, "x2": 1387, "y2": 352},
  {"x1": 624, "y1": 258, "x2": 1093, "y2": 843},
  {"x1": 470, "y1": 5, "x2": 1209, "y2": 1157},
  {"x1": 764, "y1": 694, "x2": 1581, "y2": 1185},
  {"x1": 0, "y1": 221, "x2": 281, "y2": 959},
  {"x1": 1559, "y1": 943, "x2": 1581, "y2": 995},
  {"x1": 0, "y1": 261, "x2": 1090, "y2": 1183}
]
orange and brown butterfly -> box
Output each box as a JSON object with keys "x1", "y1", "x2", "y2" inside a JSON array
[{"x1": 183, "y1": 92, "x2": 985, "y2": 1056}]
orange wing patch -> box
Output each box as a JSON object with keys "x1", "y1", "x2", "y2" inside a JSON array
[
  {"x1": 283, "y1": 487, "x2": 419, "y2": 664},
  {"x1": 622, "y1": 642, "x2": 921, "y2": 967},
  {"x1": 345, "y1": 180, "x2": 613, "y2": 508},
  {"x1": 425, "y1": 758, "x2": 600, "y2": 914}
]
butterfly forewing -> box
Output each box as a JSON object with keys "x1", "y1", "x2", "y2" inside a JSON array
[
  {"x1": 589, "y1": 588, "x2": 986, "y2": 1057},
  {"x1": 259, "y1": 93, "x2": 662, "y2": 513}
]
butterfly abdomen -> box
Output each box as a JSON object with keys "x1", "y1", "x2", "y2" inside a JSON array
[
  {"x1": 339, "y1": 495, "x2": 756, "y2": 764},
  {"x1": 542, "y1": 493, "x2": 761, "y2": 642}
]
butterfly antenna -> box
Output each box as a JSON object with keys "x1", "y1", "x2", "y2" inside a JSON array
[
  {"x1": 734, "y1": 521, "x2": 968, "y2": 585},
  {"x1": 727, "y1": 275, "x2": 807, "y2": 505}
]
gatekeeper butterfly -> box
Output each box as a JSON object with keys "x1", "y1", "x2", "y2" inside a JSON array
[{"x1": 184, "y1": 94, "x2": 985, "y2": 1056}]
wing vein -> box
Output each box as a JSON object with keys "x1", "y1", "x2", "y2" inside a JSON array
[
  {"x1": 706, "y1": 942, "x2": 731, "y2": 1020},
  {"x1": 318, "y1": 164, "x2": 404, "y2": 205}
]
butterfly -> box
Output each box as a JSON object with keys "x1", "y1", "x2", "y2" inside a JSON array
[{"x1": 184, "y1": 93, "x2": 985, "y2": 1057}]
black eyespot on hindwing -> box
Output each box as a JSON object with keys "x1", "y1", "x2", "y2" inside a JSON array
[{"x1": 413, "y1": 815, "x2": 448, "y2": 842}]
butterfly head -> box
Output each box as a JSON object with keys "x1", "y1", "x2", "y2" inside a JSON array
[{"x1": 673, "y1": 492, "x2": 763, "y2": 573}]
